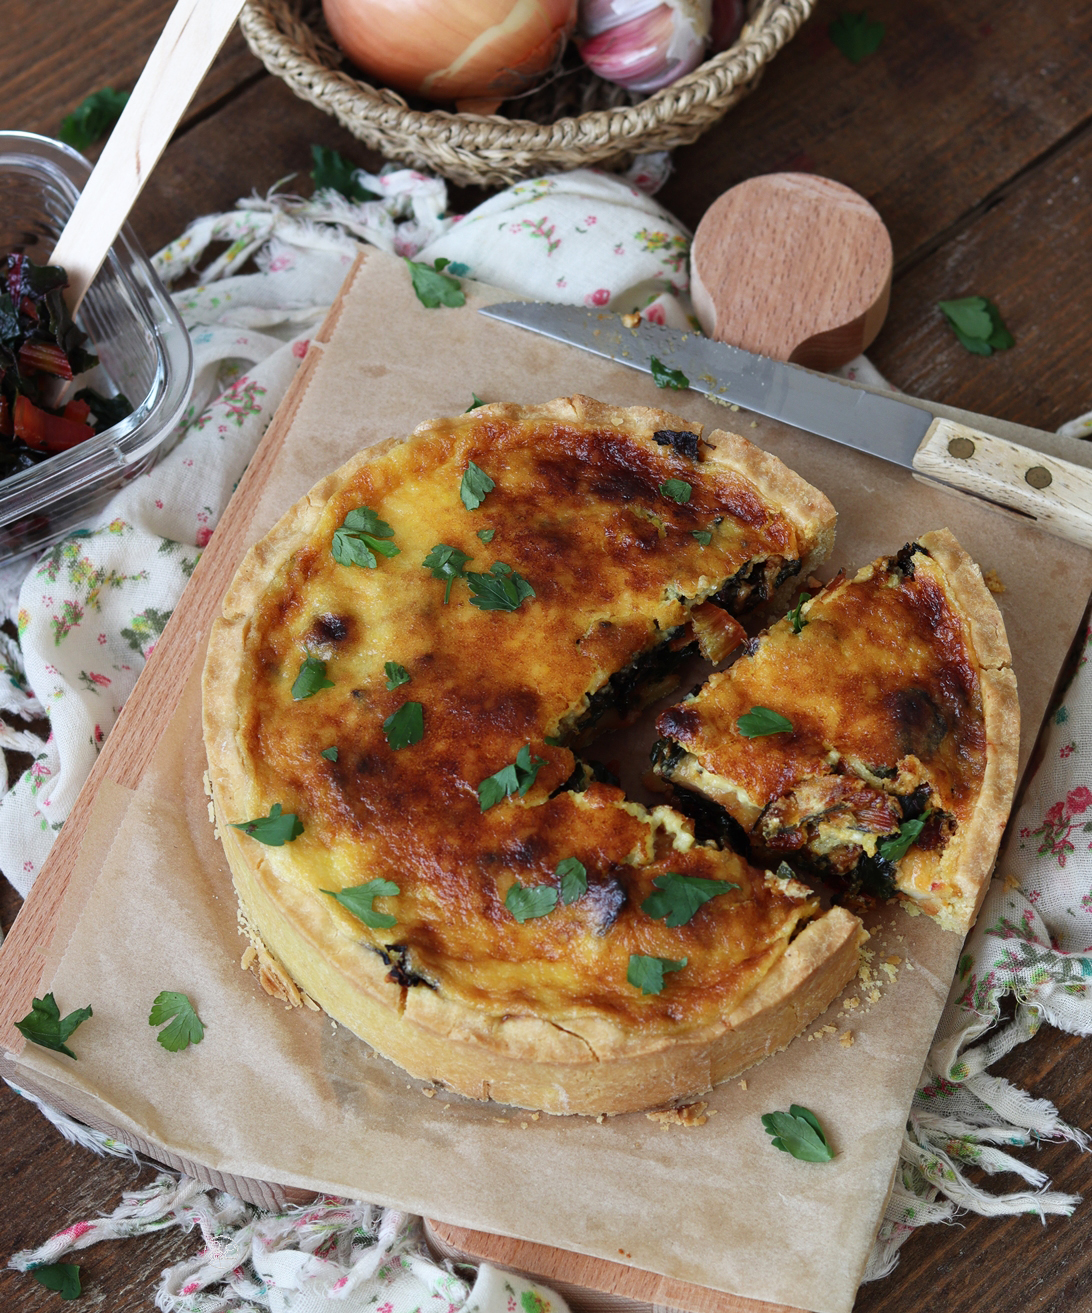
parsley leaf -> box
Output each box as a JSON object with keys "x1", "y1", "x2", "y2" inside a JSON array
[
  {"x1": 406, "y1": 257, "x2": 465, "y2": 309},
  {"x1": 775, "y1": 861, "x2": 795, "y2": 879},
  {"x1": 878, "y1": 814, "x2": 930, "y2": 862},
  {"x1": 231, "y1": 802, "x2": 304, "y2": 846},
  {"x1": 938, "y1": 297, "x2": 1015, "y2": 355},
  {"x1": 332, "y1": 506, "x2": 400, "y2": 569},
  {"x1": 641, "y1": 872, "x2": 739, "y2": 927},
  {"x1": 325, "y1": 878, "x2": 400, "y2": 929},
  {"x1": 650, "y1": 356, "x2": 689, "y2": 390},
  {"x1": 506, "y1": 881, "x2": 559, "y2": 923},
  {"x1": 466, "y1": 562, "x2": 535, "y2": 612},
  {"x1": 788, "y1": 592, "x2": 809, "y2": 633},
  {"x1": 828, "y1": 11, "x2": 885, "y2": 63},
  {"x1": 15, "y1": 993, "x2": 92, "y2": 1060},
  {"x1": 148, "y1": 991, "x2": 205, "y2": 1052},
  {"x1": 310, "y1": 144, "x2": 378, "y2": 202},
  {"x1": 383, "y1": 701, "x2": 424, "y2": 750},
  {"x1": 292, "y1": 656, "x2": 334, "y2": 700},
  {"x1": 737, "y1": 706, "x2": 794, "y2": 737},
  {"x1": 423, "y1": 543, "x2": 472, "y2": 603},
  {"x1": 321, "y1": 745, "x2": 338, "y2": 761},
  {"x1": 461, "y1": 460, "x2": 495, "y2": 510},
  {"x1": 557, "y1": 857, "x2": 588, "y2": 905},
  {"x1": 59, "y1": 87, "x2": 129, "y2": 152},
  {"x1": 478, "y1": 744, "x2": 546, "y2": 811},
  {"x1": 30, "y1": 1263, "x2": 81, "y2": 1300},
  {"x1": 692, "y1": 529, "x2": 712, "y2": 546},
  {"x1": 477, "y1": 528, "x2": 496, "y2": 543},
  {"x1": 761, "y1": 1104, "x2": 834, "y2": 1161},
  {"x1": 660, "y1": 478, "x2": 692, "y2": 504},
  {"x1": 384, "y1": 661, "x2": 410, "y2": 690},
  {"x1": 627, "y1": 954, "x2": 688, "y2": 995},
  {"x1": 466, "y1": 393, "x2": 485, "y2": 411}
]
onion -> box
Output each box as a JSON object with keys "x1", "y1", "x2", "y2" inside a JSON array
[
  {"x1": 576, "y1": 0, "x2": 710, "y2": 93},
  {"x1": 322, "y1": 0, "x2": 578, "y2": 106}
]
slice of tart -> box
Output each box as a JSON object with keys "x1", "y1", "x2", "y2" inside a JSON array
[
  {"x1": 202, "y1": 395, "x2": 863, "y2": 1115},
  {"x1": 653, "y1": 531, "x2": 1019, "y2": 933}
]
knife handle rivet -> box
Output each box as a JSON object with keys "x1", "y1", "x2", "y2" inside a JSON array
[
  {"x1": 948, "y1": 436, "x2": 976, "y2": 459},
  {"x1": 1026, "y1": 465, "x2": 1053, "y2": 490}
]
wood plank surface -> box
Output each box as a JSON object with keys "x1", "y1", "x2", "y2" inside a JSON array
[{"x1": 3, "y1": 2, "x2": 1092, "y2": 1311}]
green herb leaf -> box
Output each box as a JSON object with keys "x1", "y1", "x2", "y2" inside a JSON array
[
  {"x1": 406, "y1": 257, "x2": 465, "y2": 309},
  {"x1": 148, "y1": 991, "x2": 205, "y2": 1052},
  {"x1": 30, "y1": 1263, "x2": 81, "y2": 1300},
  {"x1": 736, "y1": 706, "x2": 794, "y2": 737},
  {"x1": 627, "y1": 954, "x2": 688, "y2": 995},
  {"x1": 231, "y1": 802, "x2": 304, "y2": 846},
  {"x1": 332, "y1": 506, "x2": 400, "y2": 569},
  {"x1": 506, "y1": 881, "x2": 559, "y2": 923},
  {"x1": 384, "y1": 661, "x2": 411, "y2": 690},
  {"x1": 461, "y1": 460, "x2": 495, "y2": 511},
  {"x1": 775, "y1": 861, "x2": 796, "y2": 879},
  {"x1": 15, "y1": 993, "x2": 92, "y2": 1060},
  {"x1": 59, "y1": 87, "x2": 129, "y2": 152},
  {"x1": 321, "y1": 746, "x2": 338, "y2": 761},
  {"x1": 556, "y1": 857, "x2": 588, "y2": 904},
  {"x1": 641, "y1": 872, "x2": 739, "y2": 927},
  {"x1": 422, "y1": 543, "x2": 472, "y2": 603},
  {"x1": 466, "y1": 562, "x2": 535, "y2": 612},
  {"x1": 477, "y1": 528, "x2": 496, "y2": 543},
  {"x1": 292, "y1": 656, "x2": 334, "y2": 700},
  {"x1": 692, "y1": 529, "x2": 712, "y2": 546},
  {"x1": 325, "y1": 878, "x2": 400, "y2": 929},
  {"x1": 761, "y1": 1104, "x2": 834, "y2": 1161},
  {"x1": 938, "y1": 296, "x2": 1014, "y2": 355},
  {"x1": 788, "y1": 592, "x2": 809, "y2": 634},
  {"x1": 650, "y1": 356, "x2": 689, "y2": 390},
  {"x1": 310, "y1": 144, "x2": 378, "y2": 202},
  {"x1": 383, "y1": 701, "x2": 424, "y2": 750},
  {"x1": 543, "y1": 734, "x2": 565, "y2": 747},
  {"x1": 478, "y1": 744, "x2": 546, "y2": 811},
  {"x1": 466, "y1": 393, "x2": 486, "y2": 411},
  {"x1": 828, "y1": 11, "x2": 885, "y2": 62},
  {"x1": 660, "y1": 479, "x2": 692, "y2": 504},
  {"x1": 878, "y1": 814, "x2": 930, "y2": 862}
]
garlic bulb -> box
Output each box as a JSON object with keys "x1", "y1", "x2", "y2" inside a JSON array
[{"x1": 576, "y1": 0, "x2": 712, "y2": 93}]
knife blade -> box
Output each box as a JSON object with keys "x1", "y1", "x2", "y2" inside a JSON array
[{"x1": 480, "y1": 301, "x2": 1092, "y2": 550}]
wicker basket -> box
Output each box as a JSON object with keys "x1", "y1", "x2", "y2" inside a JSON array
[{"x1": 239, "y1": 0, "x2": 815, "y2": 188}]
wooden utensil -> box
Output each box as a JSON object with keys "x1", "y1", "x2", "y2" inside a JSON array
[
  {"x1": 50, "y1": 0, "x2": 247, "y2": 312},
  {"x1": 690, "y1": 173, "x2": 893, "y2": 370}
]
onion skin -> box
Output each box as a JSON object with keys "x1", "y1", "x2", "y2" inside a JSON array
[{"x1": 322, "y1": 0, "x2": 578, "y2": 103}]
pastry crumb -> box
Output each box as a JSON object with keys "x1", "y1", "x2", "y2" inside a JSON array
[
  {"x1": 596, "y1": 1114, "x2": 606, "y2": 1124},
  {"x1": 620, "y1": 311, "x2": 641, "y2": 328},
  {"x1": 202, "y1": 769, "x2": 213, "y2": 799},
  {"x1": 869, "y1": 988, "x2": 882, "y2": 1003},
  {"x1": 521, "y1": 1121, "x2": 529, "y2": 1129},
  {"x1": 241, "y1": 946, "x2": 257, "y2": 971},
  {"x1": 844, "y1": 996, "x2": 860, "y2": 1010},
  {"x1": 902, "y1": 902, "x2": 922, "y2": 917},
  {"x1": 730, "y1": 403, "x2": 740, "y2": 411},
  {"x1": 739, "y1": 1079, "x2": 748, "y2": 1090},
  {"x1": 301, "y1": 992, "x2": 319, "y2": 1011},
  {"x1": 531, "y1": 1112, "x2": 540, "y2": 1121},
  {"x1": 905, "y1": 960, "x2": 916, "y2": 970},
  {"x1": 839, "y1": 1030, "x2": 854, "y2": 1048},
  {"x1": 982, "y1": 568, "x2": 1006, "y2": 594},
  {"x1": 885, "y1": 955, "x2": 902, "y2": 966},
  {"x1": 1002, "y1": 871, "x2": 1022, "y2": 892},
  {"x1": 422, "y1": 1087, "x2": 436, "y2": 1098},
  {"x1": 750, "y1": 420, "x2": 758, "y2": 428},
  {"x1": 647, "y1": 1101, "x2": 709, "y2": 1128},
  {"x1": 207, "y1": 800, "x2": 216, "y2": 824},
  {"x1": 881, "y1": 962, "x2": 899, "y2": 980}
]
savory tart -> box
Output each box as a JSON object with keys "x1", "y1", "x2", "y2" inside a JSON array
[
  {"x1": 202, "y1": 395, "x2": 864, "y2": 1115},
  {"x1": 653, "y1": 531, "x2": 1019, "y2": 933}
]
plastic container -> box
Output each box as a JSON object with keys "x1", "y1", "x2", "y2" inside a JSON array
[{"x1": 0, "y1": 131, "x2": 193, "y2": 565}]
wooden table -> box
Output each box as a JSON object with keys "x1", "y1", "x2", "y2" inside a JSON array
[{"x1": 2, "y1": 2, "x2": 1092, "y2": 1309}]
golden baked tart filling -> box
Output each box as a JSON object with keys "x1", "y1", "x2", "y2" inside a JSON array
[{"x1": 203, "y1": 396, "x2": 868, "y2": 1115}]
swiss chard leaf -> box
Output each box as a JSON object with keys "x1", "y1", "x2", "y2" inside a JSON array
[
  {"x1": 310, "y1": 144, "x2": 377, "y2": 202},
  {"x1": 478, "y1": 744, "x2": 546, "y2": 811},
  {"x1": 505, "y1": 881, "x2": 559, "y2": 923},
  {"x1": 736, "y1": 706, "x2": 794, "y2": 737},
  {"x1": 406, "y1": 258, "x2": 465, "y2": 309},
  {"x1": 15, "y1": 993, "x2": 92, "y2": 1060},
  {"x1": 466, "y1": 562, "x2": 535, "y2": 612},
  {"x1": 460, "y1": 460, "x2": 495, "y2": 510},
  {"x1": 649, "y1": 356, "x2": 689, "y2": 390},
  {"x1": 660, "y1": 478, "x2": 692, "y2": 504},
  {"x1": 148, "y1": 991, "x2": 205, "y2": 1052},
  {"x1": 59, "y1": 87, "x2": 129, "y2": 152},
  {"x1": 383, "y1": 701, "x2": 424, "y2": 750},
  {"x1": 291, "y1": 656, "x2": 334, "y2": 700},
  {"x1": 422, "y1": 543, "x2": 472, "y2": 603},
  {"x1": 30, "y1": 1263, "x2": 82, "y2": 1300},
  {"x1": 557, "y1": 856, "x2": 588, "y2": 905},
  {"x1": 627, "y1": 954, "x2": 687, "y2": 995},
  {"x1": 325, "y1": 877, "x2": 400, "y2": 929},
  {"x1": 641, "y1": 872, "x2": 738, "y2": 927},
  {"x1": 761, "y1": 1104, "x2": 834, "y2": 1161},
  {"x1": 828, "y1": 11, "x2": 885, "y2": 63},
  {"x1": 231, "y1": 802, "x2": 304, "y2": 846},
  {"x1": 384, "y1": 661, "x2": 411, "y2": 690},
  {"x1": 877, "y1": 814, "x2": 929, "y2": 862}
]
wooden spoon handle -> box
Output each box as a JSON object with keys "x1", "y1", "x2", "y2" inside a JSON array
[{"x1": 50, "y1": 0, "x2": 247, "y2": 311}]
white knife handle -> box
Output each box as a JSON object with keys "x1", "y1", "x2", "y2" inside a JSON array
[{"x1": 913, "y1": 418, "x2": 1092, "y2": 549}]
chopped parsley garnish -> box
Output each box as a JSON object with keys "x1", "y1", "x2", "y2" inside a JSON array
[
  {"x1": 649, "y1": 356, "x2": 689, "y2": 390},
  {"x1": 292, "y1": 656, "x2": 334, "y2": 700},
  {"x1": 737, "y1": 706, "x2": 794, "y2": 737},
  {"x1": 477, "y1": 528, "x2": 496, "y2": 542},
  {"x1": 383, "y1": 701, "x2": 424, "y2": 750},
  {"x1": 627, "y1": 954, "x2": 687, "y2": 995},
  {"x1": 466, "y1": 562, "x2": 535, "y2": 612},
  {"x1": 231, "y1": 803, "x2": 304, "y2": 846},
  {"x1": 556, "y1": 857, "x2": 588, "y2": 904},
  {"x1": 692, "y1": 529, "x2": 712, "y2": 546},
  {"x1": 506, "y1": 881, "x2": 559, "y2": 923},
  {"x1": 478, "y1": 744, "x2": 546, "y2": 811},
  {"x1": 29, "y1": 1263, "x2": 82, "y2": 1300},
  {"x1": 660, "y1": 478, "x2": 692, "y2": 504},
  {"x1": 310, "y1": 144, "x2": 378, "y2": 201},
  {"x1": 641, "y1": 872, "x2": 739, "y2": 927},
  {"x1": 332, "y1": 506, "x2": 400, "y2": 569},
  {"x1": 422, "y1": 543, "x2": 471, "y2": 603},
  {"x1": 406, "y1": 257, "x2": 465, "y2": 308},
  {"x1": 15, "y1": 993, "x2": 92, "y2": 1060},
  {"x1": 60, "y1": 86, "x2": 129, "y2": 151},
  {"x1": 938, "y1": 296, "x2": 1014, "y2": 356},
  {"x1": 466, "y1": 393, "x2": 485, "y2": 411},
  {"x1": 460, "y1": 460, "x2": 495, "y2": 511},
  {"x1": 325, "y1": 878, "x2": 400, "y2": 929},
  {"x1": 878, "y1": 814, "x2": 930, "y2": 862},
  {"x1": 148, "y1": 991, "x2": 205, "y2": 1052},
  {"x1": 384, "y1": 661, "x2": 410, "y2": 689},
  {"x1": 321, "y1": 746, "x2": 339, "y2": 761},
  {"x1": 761, "y1": 1104, "x2": 834, "y2": 1161},
  {"x1": 788, "y1": 592, "x2": 809, "y2": 633}
]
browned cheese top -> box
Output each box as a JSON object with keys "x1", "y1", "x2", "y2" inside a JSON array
[{"x1": 230, "y1": 404, "x2": 818, "y2": 1030}]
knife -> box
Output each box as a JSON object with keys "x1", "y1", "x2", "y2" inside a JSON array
[{"x1": 480, "y1": 302, "x2": 1092, "y2": 550}]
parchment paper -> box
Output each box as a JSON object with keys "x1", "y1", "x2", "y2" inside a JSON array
[{"x1": 13, "y1": 250, "x2": 1092, "y2": 1313}]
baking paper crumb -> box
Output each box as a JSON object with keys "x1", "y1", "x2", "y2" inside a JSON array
[{"x1": 647, "y1": 1101, "x2": 709, "y2": 1128}]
